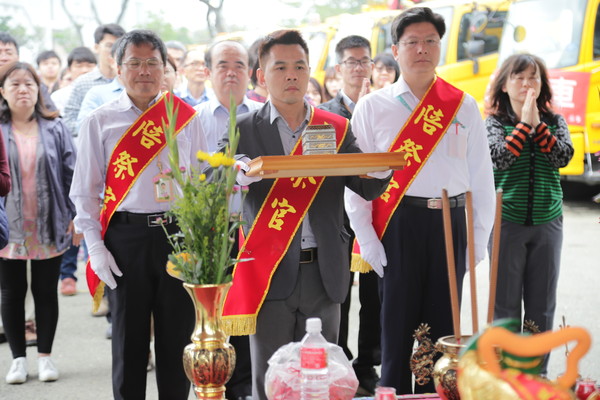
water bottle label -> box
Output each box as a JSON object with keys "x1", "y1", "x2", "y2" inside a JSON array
[{"x1": 300, "y1": 347, "x2": 327, "y2": 369}]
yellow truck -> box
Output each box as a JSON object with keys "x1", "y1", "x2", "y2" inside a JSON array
[
  {"x1": 299, "y1": 20, "x2": 339, "y2": 84},
  {"x1": 498, "y1": 0, "x2": 600, "y2": 182},
  {"x1": 322, "y1": 0, "x2": 509, "y2": 107}
]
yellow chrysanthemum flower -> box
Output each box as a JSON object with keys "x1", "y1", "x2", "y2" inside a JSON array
[
  {"x1": 221, "y1": 156, "x2": 235, "y2": 167},
  {"x1": 196, "y1": 150, "x2": 210, "y2": 161},
  {"x1": 166, "y1": 252, "x2": 193, "y2": 281},
  {"x1": 207, "y1": 152, "x2": 233, "y2": 168},
  {"x1": 199, "y1": 173, "x2": 206, "y2": 182}
]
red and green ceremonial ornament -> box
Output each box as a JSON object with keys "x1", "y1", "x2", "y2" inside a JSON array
[{"x1": 457, "y1": 319, "x2": 591, "y2": 400}]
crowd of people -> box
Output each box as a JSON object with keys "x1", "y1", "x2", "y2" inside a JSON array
[{"x1": 0, "y1": 5, "x2": 572, "y2": 400}]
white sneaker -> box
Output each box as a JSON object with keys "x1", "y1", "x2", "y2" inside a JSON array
[
  {"x1": 38, "y1": 356, "x2": 59, "y2": 382},
  {"x1": 6, "y1": 357, "x2": 27, "y2": 384}
]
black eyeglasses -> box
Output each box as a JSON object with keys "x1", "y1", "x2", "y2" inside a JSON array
[{"x1": 340, "y1": 58, "x2": 373, "y2": 68}]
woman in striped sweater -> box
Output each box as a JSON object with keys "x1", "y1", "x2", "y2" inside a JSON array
[{"x1": 486, "y1": 53, "x2": 574, "y2": 373}]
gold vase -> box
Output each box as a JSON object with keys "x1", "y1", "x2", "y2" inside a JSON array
[
  {"x1": 433, "y1": 335, "x2": 471, "y2": 400},
  {"x1": 182, "y1": 282, "x2": 236, "y2": 400}
]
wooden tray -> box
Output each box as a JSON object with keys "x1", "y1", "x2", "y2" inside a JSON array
[{"x1": 246, "y1": 152, "x2": 406, "y2": 178}]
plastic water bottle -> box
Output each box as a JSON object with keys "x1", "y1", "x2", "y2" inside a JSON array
[{"x1": 300, "y1": 318, "x2": 330, "y2": 400}]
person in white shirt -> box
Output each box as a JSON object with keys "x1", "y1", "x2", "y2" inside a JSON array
[
  {"x1": 176, "y1": 48, "x2": 213, "y2": 107},
  {"x1": 70, "y1": 30, "x2": 208, "y2": 400},
  {"x1": 50, "y1": 46, "x2": 97, "y2": 117},
  {"x1": 194, "y1": 40, "x2": 262, "y2": 153},
  {"x1": 345, "y1": 7, "x2": 495, "y2": 395}
]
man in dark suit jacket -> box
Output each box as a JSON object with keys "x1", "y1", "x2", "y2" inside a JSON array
[
  {"x1": 319, "y1": 35, "x2": 382, "y2": 397},
  {"x1": 230, "y1": 30, "x2": 390, "y2": 400}
]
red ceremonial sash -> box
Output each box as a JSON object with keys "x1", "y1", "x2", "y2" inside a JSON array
[
  {"x1": 222, "y1": 107, "x2": 348, "y2": 336},
  {"x1": 86, "y1": 93, "x2": 196, "y2": 311},
  {"x1": 351, "y1": 77, "x2": 465, "y2": 272}
]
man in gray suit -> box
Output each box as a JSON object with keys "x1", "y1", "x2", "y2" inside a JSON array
[{"x1": 229, "y1": 30, "x2": 390, "y2": 400}]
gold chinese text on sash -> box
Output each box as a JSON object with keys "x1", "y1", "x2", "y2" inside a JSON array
[
  {"x1": 352, "y1": 77, "x2": 465, "y2": 273},
  {"x1": 86, "y1": 93, "x2": 197, "y2": 310},
  {"x1": 222, "y1": 107, "x2": 348, "y2": 336}
]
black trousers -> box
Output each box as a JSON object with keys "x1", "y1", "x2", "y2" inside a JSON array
[
  {"x1": 354, "y1": 271, "x2": 381, "y2": 373},
  {"x1": 105, "y1": 218, "x2": 194, "y2": 400},
  {"x1": 338, "y1": 271, "x2": 381, "y2": 367},
  {"x1": 225, "y1": 227, "x2": 252, "y2": 399},
  {"x1": 379, "y1": 203, "x2": 466, "y2": 395},
  {"x1": 338, "y1": 222, "x2": 381, "y2": 377},
  {"x1": 0, "y1": 256, "x2": 61, "y2": 358}
]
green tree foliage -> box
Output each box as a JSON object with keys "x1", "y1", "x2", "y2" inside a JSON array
[
  {"x1": 53, "y1": 28, "x2": 83, "y2": 55},
  {"x1": 0, "y1": 16, "x2": 46, "y2": 56},
  {"x1": 0, "y1": 16, "x2": 31, "y2": 47}
]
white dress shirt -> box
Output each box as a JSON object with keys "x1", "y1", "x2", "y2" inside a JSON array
[
  {"x1": 345, "y1": 75, "x2": 495, "y2": 262},
  {"x1": 194, "y1": 95, "x2": 263, "y2": 152},
  {"x1": 270, "y1": 100, "x2": 319, "y2": 250},
  {"x1": 70, "y1": 90, "x2": 209, "y2": 248},
  {"x1": 50, "y1": 85, "x2": 72, "y2": 116},
  {"x1": 194, "y1": 95, "x2": 263, "y2": 213}
]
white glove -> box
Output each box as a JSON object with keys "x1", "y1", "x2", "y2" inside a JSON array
[
  {"x1": 367, "y1": 169, "x2": 393, "y2": 179},
  {"x1": 234, "y1": 160, "x2": 262, "y2": 186},
  {"x1": 360, "y1": 239, "x2": 388, "y2": 278},
  {"x1": 88, "y1": 241, "x2": 122, "y2": 289}
]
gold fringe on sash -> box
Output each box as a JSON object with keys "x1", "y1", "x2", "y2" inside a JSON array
[
  {"x1": 351, "y1": 253, "x2": 374, "y2": 273},
  {"x1": 92, "y1": 281, "x2": 105, "y2": 314},
  {"x1": 222, "y1": 315, "x2": 257, "y2": 336}
]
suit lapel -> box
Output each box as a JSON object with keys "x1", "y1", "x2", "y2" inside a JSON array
[
  {"x1": 255, "y1": 103, "x2": 286, "y2": 156},
  {"x1": 335, "y1": 93, "x2": 352, "y2": 119}
]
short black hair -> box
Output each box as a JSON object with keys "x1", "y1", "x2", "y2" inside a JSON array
[
  {"x1": 36, "y1": 50, "x2": 61, "y2": 66},
  {"x1": 93, "y1": 23, "x2": 126, "y2": 44},
  {"x1": 0, "y1": 32, "x2": 18, "y2": 54},
  {"x1": 373, "y1": 52, "x2": 400, "y2": 82},
  {"x1": 165, "y1": 40, "x2": 187, "y2": 64},
  {"x1": 114, "y1": 30, "x2": 167, "y2": 66},
  {"x1": 391, "y1": 7, "x2": 446, "y2": 44},
  {"x1": 67, "y1": 47, "x2": 97, "y2": 67},
  {"x1": 248, "y1": 37, "x2": 265, "y2": 87},
  {"x1": 335, "y1": 35, "x2": 371, "y2": 64},
  {"x1": 259, "y1": 30, "x2": 309, "y2": 68},
  {"x1": 165, "y1": 40, "x2": 186, "y2": 53}
]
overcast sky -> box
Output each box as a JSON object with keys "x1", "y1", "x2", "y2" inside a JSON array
[
  {"x1": 28, "y1": 0, "x2": 303, "y2": 43},
  {"x1": 13, "y1": 0, "x2": 309, "y2": 61}
]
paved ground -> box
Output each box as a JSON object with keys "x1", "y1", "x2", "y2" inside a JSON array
[{"x1": 0, "y1": 187, "x2": 598, "y2": 399}]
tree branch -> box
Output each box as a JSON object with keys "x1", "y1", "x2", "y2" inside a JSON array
[
  {"x1": 60, "y1": 0, "x2": 84, "y2": 46},
  {"x1": 198, "y1": 0, "x2": 225, "y2": 38},
  {"x1": 115, "y1": 0, "x2": 130, "y2": 25},
  {"x1": 89, "y1": 0, "x2": 102, "y2": 25}
]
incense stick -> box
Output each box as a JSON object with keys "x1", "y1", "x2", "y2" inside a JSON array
[
  {"x1": 465, "y1": 191, "x2": 479, "y2": 333},
  {"x1": 441, "y1": 189, "x2": 461, "y2": 341},
  {"x1": 487, "y1": 189, "x2": 503, "y2": 324}
]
